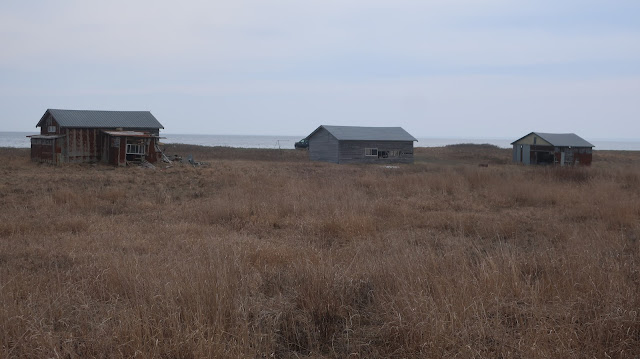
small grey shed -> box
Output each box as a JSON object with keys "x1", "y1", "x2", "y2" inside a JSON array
[
  {"x1": 305, "y1": 125, "x2": 417, "y2": 164},
  {"x1": 511, "y1": 132, "x2": 594, "y2": 166}
]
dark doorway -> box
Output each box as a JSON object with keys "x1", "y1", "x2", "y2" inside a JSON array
[{"x1": 535, "y1": 152, "x2": 555, "y2": 165}]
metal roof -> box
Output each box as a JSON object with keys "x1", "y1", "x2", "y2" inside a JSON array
[
  {"x1": 37, "y1": 109, "x2": 163, "y2": 129},
  {"x1": 28, "y1": 135, "x2": 65, "y2": 139},
  {"x1": 511, "y1": 132, "x2": 594, "y2": 147},
  {"x1": 307, "y1": 125, "x2": 417, "y2": 141}
]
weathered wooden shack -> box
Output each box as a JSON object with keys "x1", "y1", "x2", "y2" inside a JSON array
[
  {"x1": 30, "y1": 109, "x2": 164, "y2": 166},
  {"x1": 511, "y1": 132, "x2": 594, "y2": 166},
  {"x1": 305, "y1": 125, "x2": 417, "y2": 164}
]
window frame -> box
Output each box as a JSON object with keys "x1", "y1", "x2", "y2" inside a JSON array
[
  {"x1": 126, "y1": 143, "x2": 145, "y2": 155},
  {"x1": 364, "y1": 148, "x2": 378, "y2": 157}
]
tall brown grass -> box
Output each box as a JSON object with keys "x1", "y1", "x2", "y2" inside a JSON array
[{"x1": 1, "y1": 145, "x2": 639, "y2": 358}]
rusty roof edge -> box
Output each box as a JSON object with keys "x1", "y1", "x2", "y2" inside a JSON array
[
  {"x1": 102, "y1": 130, "x2": 160, "y2": 137},
  {"x1": 28, "y1": 134, "x2": 66, "y2": 139}
]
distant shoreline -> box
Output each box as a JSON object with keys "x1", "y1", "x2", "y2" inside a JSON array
[{"x1": 2, "y1": 131, "x2": 640, "y2": 151}]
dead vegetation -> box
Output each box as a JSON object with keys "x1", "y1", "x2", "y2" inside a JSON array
[{"x1": 1, "y1": 145, "x2": 639, "y2": 358}]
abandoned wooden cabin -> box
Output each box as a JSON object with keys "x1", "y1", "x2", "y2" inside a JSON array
[
  {"x1": 305, "y1": 125, "x2": 417, "y2": 164},
  {"x1": 29, "y1": 109, "x2": 164, "y2": 166},
  {"x1": 511, "y1": 132, "x2": 594, "y2": 166}
]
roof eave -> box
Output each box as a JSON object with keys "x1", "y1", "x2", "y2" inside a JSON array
[
  {"x1": 304, "y1": 125, "x2": 326, "y2": 141},
  {"x1": 36, "y1": 109, "x2": 52, "y2": 128},
  {"x1": 511, "y1": 131, "x2": 595, "y2": 147},
  {"x1": 510, "y1": 131, "x2": 536, "y2": 145},
  {"x1": 342, "y1": 138, "x2": 418, "y2": 141},
  {"x1": 62, "y1": 125, "x2": 163, "y2": 129},
  {"x1": 39, "y1": 109, "x2": 164, "y2": 129},
  {"x1": 307, "y1": 125, "x2": 417, "y2": 142}
]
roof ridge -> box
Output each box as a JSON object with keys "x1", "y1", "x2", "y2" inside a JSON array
[
  {"x1": 307, "y1": 125, "x2": 417, "y2": 141},
  {"x1": 511, "y1": 132, "x2": 593, "y2": 147}
]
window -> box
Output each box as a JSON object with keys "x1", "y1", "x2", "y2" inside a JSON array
[
  {"x1": 48, "y1": 126, "x2": 56, "y2": 133},
  {"x1": 533, "y1": 137, "x2": 537, "y2": 144},
  {"x1": 126, "y1": 143, "x2": 145, "y2": 154},
  {"x1": 365, "y1": 148, "x2": 378, "y2": 156}
]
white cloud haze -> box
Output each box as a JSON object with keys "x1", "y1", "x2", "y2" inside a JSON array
[{"x1": 1, "y1": 0, "x2": 639, "y2": 138}]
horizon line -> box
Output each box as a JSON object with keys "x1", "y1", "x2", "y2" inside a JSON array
[{"x1": 1, "y1": 130, "x2": 639, "y2": 142}]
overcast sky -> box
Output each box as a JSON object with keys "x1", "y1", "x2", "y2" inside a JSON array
[{"x1": 1, "y1": 0, "x2": 639, "y2": 138}]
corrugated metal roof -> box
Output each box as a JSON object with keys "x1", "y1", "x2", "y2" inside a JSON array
[
  {"x1": 308, "y1": 125, "x2": 417, "y2": 141},
  {"x1": 38, "y1": 109, "x2": 163, "y2": 129},
  {"x1": 28, "y1": 135, "x2": 65, "y2": 139},
  {"x1": 512, "y1": 132, "x2": 594, "y2": 147}
]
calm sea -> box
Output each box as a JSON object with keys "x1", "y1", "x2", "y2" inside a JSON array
[{"x1": 2, "y1": 131, "x2": 640, "y2": 151}]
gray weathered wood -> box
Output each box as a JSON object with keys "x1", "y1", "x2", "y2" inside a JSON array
[
  {"x1": 308, "y1": 127, "x2": 340, "y2": 163},
  {"x1": 308, "y1": 128, "x2": 414, "y2": 164}
]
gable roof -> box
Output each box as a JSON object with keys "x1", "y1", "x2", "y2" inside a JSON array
[
  {"x1": 37, "y1": 109, "x2": 163, "y2": 129},
  {"x1": 511, "y1": 132, "x2": 594, "y2": 147},
  {"x1": 307, "y1": 125, "x2": 417, "y2": 142}
]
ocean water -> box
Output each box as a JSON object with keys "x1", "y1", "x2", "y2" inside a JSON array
[
  {"x1": 0, "y1": 132, "x2": 34, "y2": 148},
  {"x1": 2, "y1": 131, "x2": 640, "y2": 151}
]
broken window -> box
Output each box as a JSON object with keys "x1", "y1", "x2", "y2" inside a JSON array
[
  {"x1": 365, "y1": 148, "x2": 378, "y2": 157},
  {"x1": 126, "y1": 143, "x2": 145, "y2": 154}
]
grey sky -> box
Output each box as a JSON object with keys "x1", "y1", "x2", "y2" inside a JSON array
[{"x1": 1, "y1": 0, "x2": 639, "y2": 138}]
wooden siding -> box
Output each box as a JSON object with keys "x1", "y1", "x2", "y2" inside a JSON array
[
  {"x1": 555, "y1": 147, "x2": 592, "y2": 166},
  {"x1": 64, "y1": 128, "x2": 101, "y2": 163},
  {"x1": 40, "y1": 115, "x2": 61, "y2": 135},
  {"x1": 512, "y1": 144, "x2": 592, "y2": 166},
  {"x1": 571, "y1": 149, "x2": 593, "y2": 166},
  {"x1": 338, "y1": 141, "x2": 414, "y2": 164},
  {"x1": 147, "y1": 138, "x2": 160, "y2": 163},
  {"x1": 308, "y1": 127, "x2": 415, "y2": 164},
  {"x1": 102, "y1": 134, "x2": 160, "y2": 166},
  {"x1": 30, "y1": 137, "x2": 63, "y2": 164},
  {"x1": 32, "y1": 127, "x2": 161, "y2": 166},
  {"x1": 308, "y1": 127, "x2": 339, "y2": 163}
]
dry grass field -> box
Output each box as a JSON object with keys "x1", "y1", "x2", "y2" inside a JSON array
[{"x1": 1, "y1": 144, "x2": 639, "y2": 358}]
